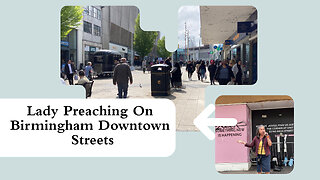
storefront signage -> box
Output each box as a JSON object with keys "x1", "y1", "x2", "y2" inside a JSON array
[
  {"x1": 225, "y1": 40, "x2": 234, "y2": 45},
  {"x1": 237, "y1": 21, "x2": 255, "y2": 33},
  {"x1": 215, "y1": 121, "x2": 247, "y2": 137},
  {"x1": 109, "y1": 43, "x2": 128, "y2": 53},
  {"x1": 232, "y1": 33, "x2": 247, "y2": 45},
  {"x1": 61, "y1": 41, "x2": 69, "y2": 47},
  {"x1": 90, "y1": 47, "x2": 96, "y2": 52}
]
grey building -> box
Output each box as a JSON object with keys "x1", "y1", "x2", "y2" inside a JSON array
[
  {"x1": 61, "y1": 6, "x2": 139, "y2": 69},
  {"x1": 78, "y1": 6, "x2": 103, "y2": 69},
  {"x1": 101, "y1": 6, "x2": 139, "y2": 64}
]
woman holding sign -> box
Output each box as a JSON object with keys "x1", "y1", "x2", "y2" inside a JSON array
[{"x1": 238, "y1": 125, "x2": 272, "y2": 174}]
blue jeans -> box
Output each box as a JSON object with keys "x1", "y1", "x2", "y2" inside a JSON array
[
  {"x1": 117, "y1": 83, "x2": 128, "y2": 98},
  {"x1": 257, "y1": 155, "x2": 271, "y2": 173},
  {"x1": 200, "y1": 69, "x2": 206, "y2": 79}
]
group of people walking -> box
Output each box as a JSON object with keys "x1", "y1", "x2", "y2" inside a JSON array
[{"x1": 185, "y1": 59, "x2": 245, "y2": 85}]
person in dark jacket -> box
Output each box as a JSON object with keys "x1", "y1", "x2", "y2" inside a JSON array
[
  {"x1": 238, "y1": 125, "x2": 272, "y2": 174},
  {"x1": 215, "y1": 60, "x2": 235, "y2": 85},
  {"x1": 208, "y1": 60, "x2": 217, "y2": 85},
  {"x1": 64, "y1": 60, "x2": 76, "y2": 85},
  {"x1": 113, "y1": 58, "x2": 133, "y2": 98},
  {"x1": 164, "y1": 57, "x2": 172, "y2": 70},
  {"x1": 171, "y1": 62, "x2": 182, "y2": 89},
  {"x1": 186, "y1": 60, "x2": 194, "y2": 80},
  {"x1": 199, "y1": 61, "x2": 206, "y2": 82},
  {"x1": 232, "y1": 60, "x2": 244, "y2": 85}
]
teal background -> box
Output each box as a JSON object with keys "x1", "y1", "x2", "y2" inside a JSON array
[{"x1": 1, "y1": 0, "x2": 319, "y2": 179}]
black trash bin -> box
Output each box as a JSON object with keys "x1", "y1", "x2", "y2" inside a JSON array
[{"x1": 151, "y1": 64, "x2": 171, "y2": 96}]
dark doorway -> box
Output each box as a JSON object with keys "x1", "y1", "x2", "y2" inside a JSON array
[{"x1": 252, "y1": 108, "x2": 294, "y2": 161}]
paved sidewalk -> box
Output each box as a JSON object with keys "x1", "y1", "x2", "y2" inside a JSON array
[
  {"x1": 89, "y1": 67, "x2": 213, "y2": 131},
  {"x1": 219, "y1": 166, "x2": 294, "y2": 174}
]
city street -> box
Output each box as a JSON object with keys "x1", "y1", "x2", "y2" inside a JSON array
[{"x1": 89, "y1": 66, "x2": 212, "y2": 131}]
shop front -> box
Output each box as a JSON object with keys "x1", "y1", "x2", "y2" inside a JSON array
[
  {"x1": 61, "y1": 29, "x2": 78, "y2": 65},
  {"x1": 109, "y1": 43, "x2": 128, "y2": 59},
  {"x1": 61, "y1": 41, "x2": 69, "y2": 63},
  {"x1": 84, "y1": 44, "x2": 101, "y2": 69}
]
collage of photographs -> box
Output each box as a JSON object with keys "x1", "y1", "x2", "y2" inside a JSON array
[{"x1": 60, "y1": 5, "x2": 293, "y2": 174}]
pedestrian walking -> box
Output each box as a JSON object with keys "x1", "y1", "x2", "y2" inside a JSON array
[
  {"x1": 186, "y1": 60, "x2": 194, "y2": 80},
  {"x1": 229, "y1": 59, "x2": 236, "y2": 68},
  {"x1": 196, "y1": 61, "x2": 201, "y2": 80},
  {"x1": 165, "y1": 57, "x2": 172, "y2": 70},
  {"x1": 113, "y1": 58, "x2": 133, "y2": 98},
  {"x1": 64, "y1": 60, "x2": 76, "y2": 85},
  {"x1": 208, "y1": 60, "x2": 217, "y2": 85},
  {"x1": 84, "y1": 62, "x2": 93, "y2": 81},
  {"x1": 147, "y1": 61, "x2": 152, "y2": 73},
  {"x1": 238, "y1": 125, "x2": 272, "y2": 174},
  {"x1": 142, "y1": 60, "x2": 147, "y2": 74},
  {"x1": 232, "y1": 60, "x2": 245, "y2": 85},
  {"x1": 199, "y1": 61, "x2": 206, "y2": 82},
  {"x1": 215, "y1": 60, "x2": 235, "y2": 85},
  {"x1": 171, "y1": 62, "x2": 182, "y2": 89}
]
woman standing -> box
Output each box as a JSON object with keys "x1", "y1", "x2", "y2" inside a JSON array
[
  {"x1": 171, "y1": 62, "x2": 182, "y2": 89},
  {"x1": 238, "y1": 125, "x2": 272, "y2": 174}
]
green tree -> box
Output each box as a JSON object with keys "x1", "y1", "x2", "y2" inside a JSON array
[
  {"x1": 157, "y1": 36, "x2": 172, "y2": 59},
  {"x1": 133, "y1": 14, "x2": 158, "y2": 60},
  {"x1": 60, "y1": 6, "x2": 83, "y2": 39}
]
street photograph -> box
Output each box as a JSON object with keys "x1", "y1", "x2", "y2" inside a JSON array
[
  {"x1": 60, "y1": 6, "x2": 258, "y2": 131},
  {"x1": 215, "y1": 95, "x2": 294, "y2": 174}
]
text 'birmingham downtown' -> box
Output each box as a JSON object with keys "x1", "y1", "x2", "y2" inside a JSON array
[{"x1": 10, "y1": 105, "x2": 171, "y2": 133}]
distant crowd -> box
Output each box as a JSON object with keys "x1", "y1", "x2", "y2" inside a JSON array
[{"x1": 141, "y1": 58, "x2": 246, "y2": 86}]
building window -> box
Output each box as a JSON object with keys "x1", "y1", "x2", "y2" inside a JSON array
[
  {"x1": 93, "y1": 8, "x2": 98, "y2": 18},
  {"x1": 88, "y1": 6, "x2": 93, "y2": 16},
  {"x1": 93, "y1": 7, "x2": 101, "y2": 19},
  {"x1": 83, "y1": 21, "x2": 92, "y2": 34},
  {"x1": 94, "y1": 25, "x2": 101, "y2": 36},
  {"x1": 97, "y1": 9, "x2": 101, "y2": 19},
  {"x1": 84, "y1": 6, "x2": 101, "y2": 20},
  {"x1": 83, "y1": 6, "x2": 89, "y2": 14}
]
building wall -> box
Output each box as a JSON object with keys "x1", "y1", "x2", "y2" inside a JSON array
[
  {"x1": 110, "y1": 6, "x2": 138, "y2": 34},
  {"x1": 101, "y1": 6, "x2": 139, "y2": 63},
  {"x1": 82, "y1": 10, "x2": 102, "y2": 43},
  {"x1": 215, "y1": 104, "x2": 251, "y2": 170},
  {"x1": 72, "y1": 6, "x2": 103, "y2": 69},
  {"x1": 101, "y1": 6, "x2": 111, "y2": 50},
  {"x1": 188, "y1": 48, "x2": 210, "y2": 61}
]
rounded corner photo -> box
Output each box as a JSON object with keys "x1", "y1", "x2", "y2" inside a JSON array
[{"x1": 215, "y1": 95, "x2": 294, "y2": 174}]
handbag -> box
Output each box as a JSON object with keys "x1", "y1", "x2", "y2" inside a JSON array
[{"x1": 257, "y1": 137, "x2": 265, "y2": 165}]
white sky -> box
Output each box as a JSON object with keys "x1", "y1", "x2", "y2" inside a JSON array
[{"x1": 178, "y1": 6, "x2": 202, "y2": 49}]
